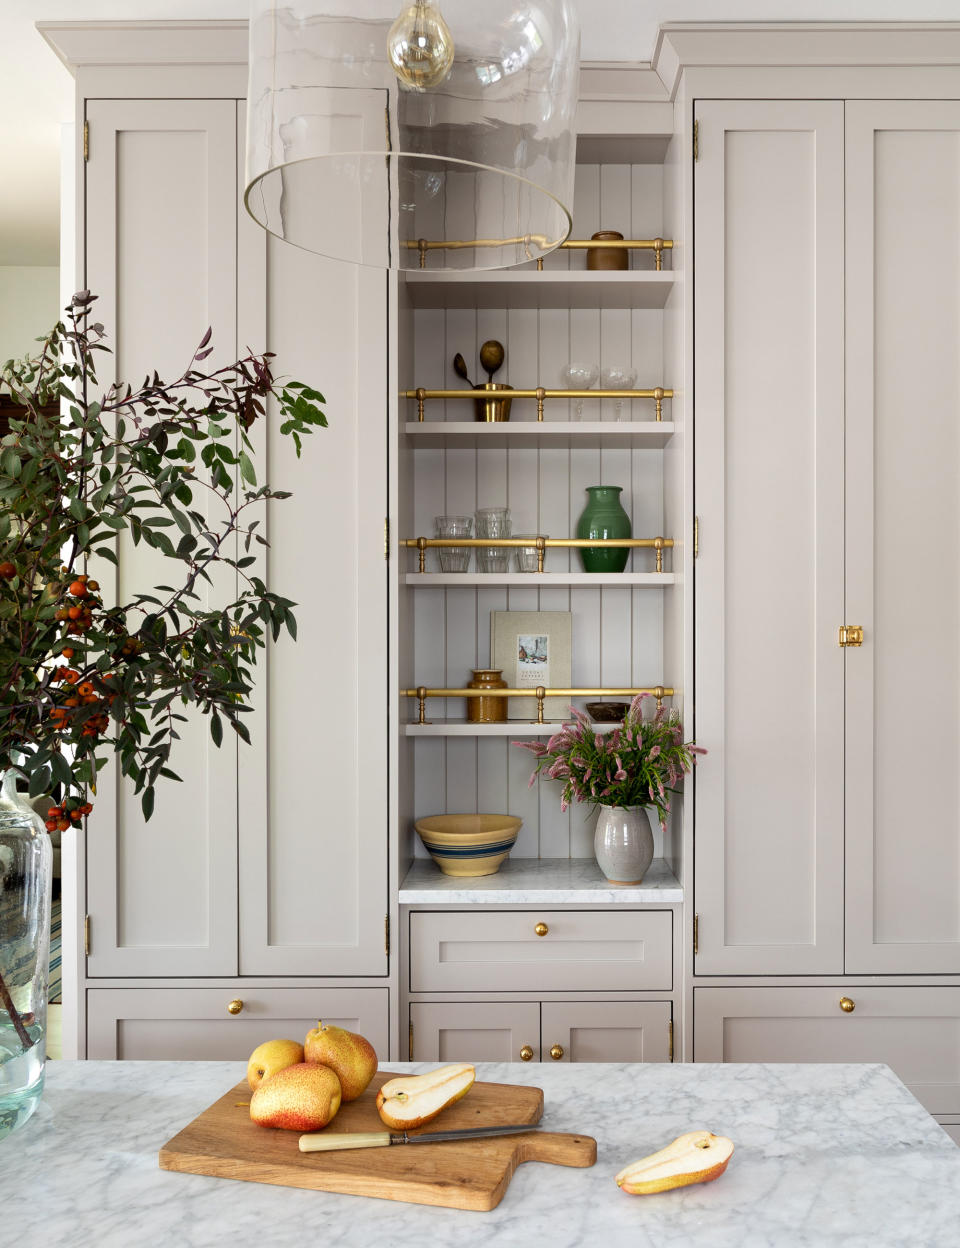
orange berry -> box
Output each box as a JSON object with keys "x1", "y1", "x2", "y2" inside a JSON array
[
  {"x1": 69, "y1": 581, "x2": 88, "y2": 597},
  {"x1": 78, "y1": 682, "x2": 94, "y2": 696},
  {"x1": 87, "y1": 580, "x2": 99, "y2": 591},
  {"x1": 67, "y1": 606, "x2": 82, "y2": 620},
  {"x1": 0, "y1": 561, "x2": 16, "y2": 579},
  {"x1": 61, "y1": 647, "x2": 74, "y2": 659}
]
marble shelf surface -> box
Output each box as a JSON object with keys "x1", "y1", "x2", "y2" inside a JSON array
[
  {"x1": 399, "y1": 855, "x2": 682, "y2": 904},
  {"x1": 7, "y1": 1060, "x2": 960, "y2": 1247}
]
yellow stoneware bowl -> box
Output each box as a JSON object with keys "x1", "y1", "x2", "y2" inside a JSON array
[{"x1": 415, "y1": 814, "x2": 522, "y2": 877}]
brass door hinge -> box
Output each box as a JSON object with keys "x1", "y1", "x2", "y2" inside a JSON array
[
  {"x1": 693, "y1": 118, "x2": 699, "y2": 162},
  {"x1": 694, "y1": 515, "x2": 699, "y2": 558},
  {"x1": 693, "y1": 913, "x2": 699, "y2": 956},
  {"x1": 408, "y1": 1019, "x2": 414, "y2": 1060},
  {"x1": 384, "y1": 517, "x2": 390, "y2": 560},
  {"x1": 838, "y1": 625, "x2": 864, "y2": 648},
  {"x1": 83, "y1": 121, "x2": 89, "y2": 162},
  {"x1": 668, "y1": 1018, "x2": 674, "y2": 1062},
  {"x1": 84, "y1": 913, "x2": 91, "y2": 956},
  {"x1": 384, "y1": 913, "x2": 390, "y2": 956}
]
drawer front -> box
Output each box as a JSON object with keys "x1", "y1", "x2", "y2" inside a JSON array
[
  {"x1": 694, "y1": 986, "x2": 960, "y2": 1114},
  {"x1": 86, "y1": 987, "x2": 389, "y2": 1060},
  {"x1": 410, "y1": 910, "x2": 672, "y2": 993},
  {"x1": 409, "y1": 1001, "x2": 541, "y2": 1063}
]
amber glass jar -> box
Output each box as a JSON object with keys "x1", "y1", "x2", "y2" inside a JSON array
[
  {"x1": 587, "y1": 230, "x2": 629, "y2": 271},
  {"x1": 466, "y1": 669, "x2": 507, "y2": 722}
]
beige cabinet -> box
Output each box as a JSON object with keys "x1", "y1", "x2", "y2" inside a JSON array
[
  {"x1": 86, "y1": 987, "x2": 389, "y2": 1060},
  {"x1": 694, "y1": 987, "x2": 960, "y2": 1115},
  {"x1": 410, "y1": 1000, "x2": 671, "y2": 1064}
]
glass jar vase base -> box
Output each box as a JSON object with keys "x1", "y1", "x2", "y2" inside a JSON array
[{"x1": 0, "y1": 1023, "x2": 45, "y2": 1139}]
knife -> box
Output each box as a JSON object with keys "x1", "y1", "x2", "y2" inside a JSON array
[{"x1": 299, "y1": 1124, "x2": 539, "y2": 1153}]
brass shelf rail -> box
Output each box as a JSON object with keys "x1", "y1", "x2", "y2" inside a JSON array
[
  {"x1": 406, "y1": 386, "x2": 672, "y2": 422},
  {"x1": 403, "y1": 536, "x2": 674, "y2": 573},
  {"x1": 403, "y1": 685, "x2": 676, "y2": 725},
  {"x1": 403, "y1": 237, "x2": 674, "y2": 270}
]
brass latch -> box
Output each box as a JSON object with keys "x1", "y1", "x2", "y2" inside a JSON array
[{"x1": 838, "y1": 625, "x2": 864, "y2": 648}]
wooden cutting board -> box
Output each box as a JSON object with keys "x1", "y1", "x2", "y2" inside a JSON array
[{"x1": 160, "y1": 1071, "x2": 595, "y2": 1211}]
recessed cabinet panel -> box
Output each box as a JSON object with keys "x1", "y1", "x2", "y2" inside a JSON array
[
  {"x1": 694, "y1": 101, "x2": 845, "y2": 975},
  {"x1": 409, "y1": 910, "x2": 672, "y2": 993},
  {"x1": 694, "y1": 987, "x2": 960, "y2": 1114},
  {"x1": 409, "y1": 1002, "x2": 540, "y2": 1063},
  {"x1": 541, "y1": 1000, "x2": 671, "y2": 1063},
  {"x1": 86, "y1": 988, "x2": 389, "y2": 1060},
  {"x1": 845, "y1": 102, "x2": 960, "y2": 974},
  {"x1": 84, "y1": 99, "x2": 240, "y2": 977}
]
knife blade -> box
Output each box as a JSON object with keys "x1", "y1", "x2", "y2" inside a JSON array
[{"x1": 299, "y1": 1123, "x2": 539, "y2": 1153}]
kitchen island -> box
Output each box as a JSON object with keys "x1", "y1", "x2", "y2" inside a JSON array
[{"x1": 5, "y1": 1060, "x2": 959, "y2": 1246}]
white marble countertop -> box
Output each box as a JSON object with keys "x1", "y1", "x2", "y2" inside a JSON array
[
  {"x1": 5, "y1": 1060, "x2": 960, "y2": 1246},
  {"x1": 399, "y1": 855, "x2": 682, "y2": 903}
]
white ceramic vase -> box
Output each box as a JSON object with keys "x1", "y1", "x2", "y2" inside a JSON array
[{"x1": 593, "y1": 804, "x2": 654, "y2": 884}]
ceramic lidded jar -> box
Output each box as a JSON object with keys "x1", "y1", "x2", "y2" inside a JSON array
[{"x1": 575, "y1": 485, "x2": 631, "y2": 573}]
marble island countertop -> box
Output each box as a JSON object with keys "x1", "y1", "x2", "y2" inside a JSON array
[
  {"x1": 399, "y1": 855, "x2": 683, "y2": 903},
  {"x1": 6, "y1": 1060, "x2": 960, "y2": 1247}
]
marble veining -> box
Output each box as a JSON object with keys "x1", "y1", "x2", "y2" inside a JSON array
[
  {"x1": 5, "y1": 1061, "x2": 959, "y2": 1246},
  {"x1": 399, "y1": 855, "x2": 682, "y2": 904}
]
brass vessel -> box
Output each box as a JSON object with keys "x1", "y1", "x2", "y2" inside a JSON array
[
  {"x1": 472, "y1": 382, "x2": 513, "y2": 422},
  {"x1": 587, "y1": 230, "x2": 629, "y2": 271}
]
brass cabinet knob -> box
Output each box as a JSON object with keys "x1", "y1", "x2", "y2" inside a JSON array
[
  {"x1": 550, "y1": 1044, "x2": 564, "y2": 1061},
  {"x1": 839, "y1": 997, "x2": 855, "y2": 1013},
  {"x1": 520, "y1": 1045, "x2": 534, "y2": 1061},
  {"x1": 534, "y1": 922, "x2": 549, "y2": 937},
  {"x1": 227, "y1": 999, "x2": 244, "y2": 1015}
]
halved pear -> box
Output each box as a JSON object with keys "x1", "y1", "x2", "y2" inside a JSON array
[
  {"x1": 615, "y1": 1130, "x2": 734, "y2": 1195},
  {"x1": 376, "y1": 1063, "x2": 475, "y2": 1129}
]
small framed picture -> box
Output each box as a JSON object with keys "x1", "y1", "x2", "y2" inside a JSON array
[{"x1": 491, "y1": 611, "x2": 572, "y2": 720}]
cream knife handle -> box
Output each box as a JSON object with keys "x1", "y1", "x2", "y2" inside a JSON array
[{"x1": 299, "y1": 1131, "x2": 393, "y2": 1153}]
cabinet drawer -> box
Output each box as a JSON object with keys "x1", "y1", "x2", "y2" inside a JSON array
[
  {"x1": 694, "y1": 986, "x2": 960, "y2": 1114},
  {"x1": 409, "y1": 910, "x2": 672, "y2": 992},
  {"x1": 410, "y1": 1002, "x2": 540, "y2": 1063},
  {"x1": 86, "y1": 987, "x2": 389, "y2": 1060}
]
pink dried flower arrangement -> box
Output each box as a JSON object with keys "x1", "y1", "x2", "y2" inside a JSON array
[{"x1": 514, "y1": 692, "x2": 704, "y2": 827}]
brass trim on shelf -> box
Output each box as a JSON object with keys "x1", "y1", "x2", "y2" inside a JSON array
[
  {"x1": 402, "y1": 535, "x2": 673, "y2": 573},
  {"x1": 404, "y1": 237, "x2": 674, "y2": 270},
  {"x1": 406, "y1": 386, "x2": 672, "y2": 422},
  {"x1": 402, "y1": 685, "x2": 675, "y2": 724}
]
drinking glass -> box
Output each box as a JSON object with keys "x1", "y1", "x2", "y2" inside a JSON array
[
  {"x1": 434, "y1": 515, "x2": 473, "y2": 572},
  {"x1": 475, "y1": 506, "x2": 511, "y2": 573},
  {"x1": 514, "y1": 535, "x2": 547, "y2": 572},
  {"x1": 601, "y1": 365, "x2": 638, "y2": 421},
  {"x1": 561, "y1": 363, "x2": 599, "y2": 420}
]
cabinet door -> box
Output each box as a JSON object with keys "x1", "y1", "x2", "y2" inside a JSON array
[
  {"x1": 540, "y1": 1001, "x2": 671, "y2": 1063},
  {"x1": 694, "y1": 101, "x2": 845, "y2": 975},
  {"x1": 86, "y1": 986, "x2": 389, "y2": 1060},
  {"x1": 236, "y1": 103, "x2": 389, "y2": 976},
  {"x1": 409, "y1": 1002, "x2": 540, "y2": 1063},
  {"x1": 694, "y1": 985, "x2": 960, "y2": 1115},
  {"x1": 84, "y1": 100, "x2": 239, "y2": 977},
  {"x1": 845, "y1": 102, "x2": 960, "y2": 975}
]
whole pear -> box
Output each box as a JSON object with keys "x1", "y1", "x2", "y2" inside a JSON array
[
  {"x1": 246, "y1": 1038, "x2": 305, "y2": 1091},
  {"x1": 249, "y1": 1062, "x2": 342, "y2": 1131},
  {"x1": 303, "y1": 1021, "x2": 378, "y2": 1102}
]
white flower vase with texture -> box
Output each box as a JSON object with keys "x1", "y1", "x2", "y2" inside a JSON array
[{"x1": 593, "y1": 804, "x2": 654, "y2": 885}]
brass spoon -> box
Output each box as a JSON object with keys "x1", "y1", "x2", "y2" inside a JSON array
[
  {"x1": 452, "y1": 353, "x2": 475, "y2": 388},
  {"x1": 479, "y1": 339, "x2": 505, "y2": 382}
]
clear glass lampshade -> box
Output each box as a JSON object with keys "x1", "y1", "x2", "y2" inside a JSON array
[{"x1": 245, "y1": 1, "x2": 580, "y2": 270}]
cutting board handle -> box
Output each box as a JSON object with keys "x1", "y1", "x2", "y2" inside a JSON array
[{"x1": 518, "y1": 1132, "x2": 597, "y2": 1169}]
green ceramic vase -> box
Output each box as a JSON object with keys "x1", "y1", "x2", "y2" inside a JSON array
[{"x1": 576, "y1": 485, "x2": 631, "y2": 573}]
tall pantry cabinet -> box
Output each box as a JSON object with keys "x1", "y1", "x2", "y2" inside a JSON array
[
  {"x1": 690, "y1": 75, "x2": 960, "y2": 1129},
  {"x1": 44, "y1": 25, "x2": 390, "y2": 1058}
]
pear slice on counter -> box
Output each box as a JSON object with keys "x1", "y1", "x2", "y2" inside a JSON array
[
  {"x1": 615, "y1": 1131, "x2": 734, "y2": 1195},
  {"x1": 376, "y1": 1064, "x2": 476, "y2": 1130}
]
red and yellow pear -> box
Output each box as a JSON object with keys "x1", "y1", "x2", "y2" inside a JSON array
[
  {"x1": 246, "y1": 1038, "x2": 305, "y2": 1091},
  {"x1": 376, "y1": 1063, "x2": 475, "y2": 1130},
  {"x1": 303, "y1": 1021, "x2": 378, "y2": 1102},
  {"x1": 249, "y1": 1062, "x2": 342, "y2": 1131},
  {"x1": 615, "y1": 1131, "x2": 734, "y2": 1195}
]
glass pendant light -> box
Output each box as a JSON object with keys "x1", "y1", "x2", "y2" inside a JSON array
[{"x1": 245, "y1": 1, "x2": 580, "y2": 270}]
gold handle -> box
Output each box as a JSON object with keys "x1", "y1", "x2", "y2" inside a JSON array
[
  {"x1": 520, "y1": 1045, "x2": 534, "y2": 1061},
  {"x1": 534, "y1": 922, "x2": 549, "y2": 937},
  {"x1": 227, "y1": 999, "x2": 244, "y2": 1015},
  {"x1": 549, "y1": 1044, "x2": 564, "y2": 1061},
  {"x1": 839, "y1": 997, "x2": 855, "y2": 1013}
]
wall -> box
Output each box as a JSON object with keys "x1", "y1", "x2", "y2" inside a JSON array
[{"x1": 0, "y1": 266, "x2": 60, "y2": 361}]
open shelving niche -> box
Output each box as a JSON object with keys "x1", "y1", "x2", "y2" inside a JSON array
[{"x1": 393, "y1": 121, "x2": 686, "y2": 890}]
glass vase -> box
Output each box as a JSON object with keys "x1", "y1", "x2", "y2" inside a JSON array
[
  {"x1": 0, "y1": 770, "x2": 52, "y2": 1139},
  {"x1": 575, "y1": 484, "x2": 631, "y2": 573}
]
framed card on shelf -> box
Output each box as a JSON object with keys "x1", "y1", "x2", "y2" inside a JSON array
[{"x1": 490, "y1": 611, "x2": 572, "y2": 720}]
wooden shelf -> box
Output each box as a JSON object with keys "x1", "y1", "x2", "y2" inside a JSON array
[
  {"x1": 402, "y1": 572, "x2": 678, "y2": 586},
  {"x1": 404, "y1": 719, "x2": 632, "y2": 737},
  {"x1": 404, "y1": 420, "x2": 676, "y2": 450},
  {"x1": 403, "y1": 269, "x2": 677, "y2": 310}
]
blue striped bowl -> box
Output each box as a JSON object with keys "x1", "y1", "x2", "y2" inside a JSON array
[{"x1": 415, "y1": 814, "x2": 522, "y2": 877}]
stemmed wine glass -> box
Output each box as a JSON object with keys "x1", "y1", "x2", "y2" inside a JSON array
[
  {"x1": 560, "y1": 363, "x2": 599, "y2": 420},
  {"x1": 601, "y1": 365, "x2": 638, "y2": 421}
]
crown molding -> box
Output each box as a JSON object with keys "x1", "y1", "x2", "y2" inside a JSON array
[{"x1": 38, "y1": 20, "x2": 249, "y2": 74}]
